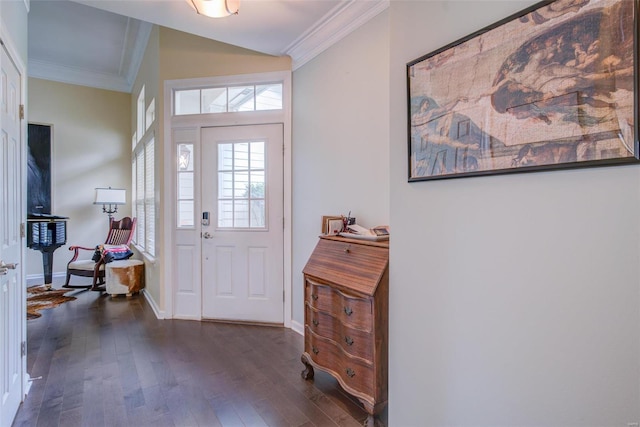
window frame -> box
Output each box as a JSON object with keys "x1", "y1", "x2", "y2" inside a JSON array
[
  {"x1": 173, "y1": 82, "x2": 283, "y2": 116},
  {"x1": 132, "y1": 135, "x2": 156, "y2": 257},
  {"x1": 132, "y1": 84, "x2": 156, "y2": 259}
]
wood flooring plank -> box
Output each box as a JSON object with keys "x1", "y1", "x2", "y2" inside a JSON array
[
  {"x1": 140, "y1": 385, "x2": 171, "y2": 418},
  {"x1": 57, "y1": 407, "x2": 83, "y2": 427},
  {"x1": 14, "y1": 289, "x2": 385, "y2": 427},
  {"x1": 209, "y1": 395, "x2": 245, "y2": 427},
  {"x1": 159, "y1": 383, "x2": 202, "y2": 427}
]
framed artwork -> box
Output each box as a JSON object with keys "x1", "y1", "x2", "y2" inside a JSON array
[
  {"x1": 28, "y1": 123, "x2": 52, "y2": 214},
  {"x1": 407, "y1": 0, "x2": 638, "y2": 181},
  {"x1": 321, "y1": 215, "x2": 343, "y2": 235}
]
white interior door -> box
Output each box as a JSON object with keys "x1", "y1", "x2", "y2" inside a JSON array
[
  {"x1": 201, "y1": 124, "x2": 284, "y2": 324},
  {"x1": 0, "y1": 43, "x2": 25, "y2": 427}
]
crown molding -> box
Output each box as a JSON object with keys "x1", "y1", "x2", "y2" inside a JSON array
[
  {"x1": 284, "y1": 0, "x2": 389, "y2": 71},
  {"x1": 125, "y1": 21, "x2": 153, "y2": 87},
  {"x1": 28, "y1": 59, "x2": 132, "y2": 93},
  {"x1": 27, "y1": 20, "x2": 152, "y2": 93}
]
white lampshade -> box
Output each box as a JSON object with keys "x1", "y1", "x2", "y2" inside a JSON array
[
  {"x1": 187, "y1": 0, "x2": 239, "y2": 18},
  {"x1": 94, "y1": 188, "x2": 126, "y2": 205}
]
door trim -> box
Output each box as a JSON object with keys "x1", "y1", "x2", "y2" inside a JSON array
[
  {"x1": 163, "y1": 71, "x2": 292, "y2": 328},
  {"x1": 0, "y1": 26, "x2": 28, "y2": 414}
]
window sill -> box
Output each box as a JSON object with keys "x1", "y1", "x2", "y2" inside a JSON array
[{"x1": 133, "y1": 243, "x2": 156, "y2": 265}]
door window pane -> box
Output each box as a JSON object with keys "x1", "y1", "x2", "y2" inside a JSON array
[
  {"x1": 234, "y1": 142, "x2": 249, "y2": 169},
  {"x1": 178, "y1": 173, "x2": 194, "y2": 199},
  {"x1": 177, "y1": 143, "x2": 194, "y2": 228},
  {"x1": 178, "y1": 201, "x2": 194, "y2": 227},
  {"x1": 217, "y1": 141, "x2": 266, "y2": 229},
  {"x1": 218, "y1": 200, "x2": 233, "y2": 228},
  {"x1": 234, "y1": 200, "x2": 249, "y2": 228},
  {"x1": 178, "y1": 144, "x2": 193, "y2": 171},
  {"x1": 218, "y1": 172, "x2": 234, "y2": 198},
  {"x1": 250, "y1": 141, "x2": 264, "y2": 169},
  {"x1": 234, "y1": 171, "x2": 249, "y2": 199},
  {"x1": 218, "y1": 143, "x2": 233, "y2": 169},
  {"x1": 250, "y1": 171, "x2": 264, "y2": 197},
  {"x1": 250, "y1": 200, "x2": 265, "y2": 228}
]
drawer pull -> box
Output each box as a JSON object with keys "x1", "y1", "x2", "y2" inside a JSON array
[
  {"x1": 312, "y1": 346, "x2": 319, "y2": 355},
  {"x1": 346, "y1": 368, "x2": 355, "y2": 378},
  {"x1": 311, "y1": 294, "x2": 318, "y2": 301},
  {"x1": 344, "y1": 336, "x2": 354, "y2": 346},
  {"x1": 344, "y1": 245, "x2": 351, "y2": 253},
  {"x1": 312, "y1": 319, "x2": 319, "y2": 327},
  {"x1": 344, "y1": 306, "x2": 353, "y2": 316}
]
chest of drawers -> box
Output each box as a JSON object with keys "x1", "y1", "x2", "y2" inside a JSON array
[{"x1": 301, "y1": 235, "x2": 388, "y2": 426}]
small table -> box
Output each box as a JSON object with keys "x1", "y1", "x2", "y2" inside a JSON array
[{"x1": 105, "y1": 259, "x2": 145, "y2": 297}]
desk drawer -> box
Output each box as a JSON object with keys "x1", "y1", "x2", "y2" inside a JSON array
[
  {"x1": 305, "y1": 303, "x2": 373, "y2": 362},
  {"x1": 305, "y1": 327, "x2": 374, "y2": 398},
  {"x1": 305, "y1": 279, "x2": 372, "y2": 331}
]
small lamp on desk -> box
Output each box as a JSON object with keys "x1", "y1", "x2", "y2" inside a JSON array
[{"x1": 94, "y1": 187, "x2": 126, "y2": 220}]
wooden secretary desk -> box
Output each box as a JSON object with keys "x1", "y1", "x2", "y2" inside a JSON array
[{"x1": 301, "y1": 235, "x2": 389, "y2": 426}]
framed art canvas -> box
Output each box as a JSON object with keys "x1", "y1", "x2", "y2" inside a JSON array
[
  {"x1": 407, "y1": 0, "x2": 638, "y2": 181},
  {"x1": 27, "y1": 123, "x2": 52, "y2": 214}
]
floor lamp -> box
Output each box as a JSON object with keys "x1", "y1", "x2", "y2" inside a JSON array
[{"x1": 94, "y1": 187, "x2": 126, "y2": 221}]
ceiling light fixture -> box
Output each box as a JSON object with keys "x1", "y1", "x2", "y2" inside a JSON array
[{"x1": 187, "y1": 0, "x2": 239, "y2": 18}]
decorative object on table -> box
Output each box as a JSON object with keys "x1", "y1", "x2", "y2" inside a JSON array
[
  {"x1": 339, "y1": 223, "x2": 390, "y2": 241},
  {"x1": 27, "y1": 214, "x2": 68, "y2": 286},
  {"x1": 106, "y1": 259, "x2": 145, "y2": 298},
  {"x1": 321, "y1": 215, "x2": 343, "y2": 235},
  {"x1": 27, "y1": 285, "x2": 76, "y2": 320},
  {"x1": 301, "y1": 235, "x2": 389, "y2": 427},
  {"x1": 407, "y1": 0, "x2": 638, "y2": 181},
  {"x1": 94, "y1": 187, "x2": 126, "y2": 220},
  {"x1": 64, "y1": 217, "x2": 136, "y2": 291}
]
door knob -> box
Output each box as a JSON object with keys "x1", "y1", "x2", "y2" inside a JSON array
[
  {"x1": 0, "y1": 261, "x2": 17, "y2": 269},
  {"x1": 202, "y1": 232, "x2": 213, "y2": 239}
]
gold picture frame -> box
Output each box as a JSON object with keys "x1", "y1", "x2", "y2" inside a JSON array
[{"x1": 321, "y1": 215, "x2": 343, "y2": 235}]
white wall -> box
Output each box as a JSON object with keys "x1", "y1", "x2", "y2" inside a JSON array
[
  {"x1": 292, "y1": 10, "x2": 390, "y2": 325},
  {"x1": 389, "y1": 1, "x2": 640, "y2": 425}
]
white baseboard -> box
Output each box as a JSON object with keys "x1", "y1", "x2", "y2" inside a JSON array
[
  {"x1": 290, "y1": 319, "x2": 304, "y2": 336},
  {"x1": 138, "y1": 288, "x2": 301, "y2": 330},
  {"x1": 142, "y1": 289, "x2": 165, "y2": 319},
  {"x1": 24, "y1": 373, "x2": 32, "y2": 397},
  {"x1": 26, "y1": 272, "x2": 67, "y2": 287}
]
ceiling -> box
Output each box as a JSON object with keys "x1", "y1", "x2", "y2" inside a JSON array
[{"x1": 28, "y1": 0, "x2": 388, "y2": 93}]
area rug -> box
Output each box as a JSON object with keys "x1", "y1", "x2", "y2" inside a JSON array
[{"x1": 27, "y1": 285, "x2": 76, "y2": 320}]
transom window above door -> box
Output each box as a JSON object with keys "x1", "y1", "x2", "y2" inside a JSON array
[{"x1": 174, "y1": 83, "x2": 282, "y2": 115}]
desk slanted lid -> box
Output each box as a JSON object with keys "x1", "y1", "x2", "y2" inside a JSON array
[{"x1": 303, "y1": 235, "x2": 388, "y2": 296}]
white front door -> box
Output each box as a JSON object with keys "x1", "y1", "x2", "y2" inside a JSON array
[
  {"x1": 201, "y1": 124, "x2": 284, "y2": 324},
  {"x1": 0, "y1": 43, "x2": 25, "y2": 427}
]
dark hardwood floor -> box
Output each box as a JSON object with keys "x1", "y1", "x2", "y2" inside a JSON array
[{"x1": 13, "y1": 288, "x2": 387, "y2": 427}]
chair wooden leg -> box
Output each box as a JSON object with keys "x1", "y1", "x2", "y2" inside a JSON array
[{"x1": 63, "y1": 272, "x2": 92, "y2": 289}]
